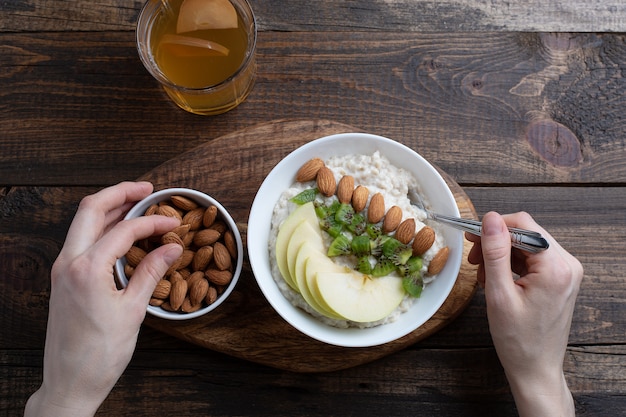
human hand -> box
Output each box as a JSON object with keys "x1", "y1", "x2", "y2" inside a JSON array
[
  {"x1": 25, "y1": 182, "x2": 183, "y2": 417},
  {"x1": 466, "y1": 211, "x2": 583, "y2": 417}
]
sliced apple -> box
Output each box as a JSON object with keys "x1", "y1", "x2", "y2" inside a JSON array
[
  {"x1": 303, "y1": 250, "x2": 347, "y2": 319},
  {"x1": 293, "y1": 243, "x2": 342, "y2": 318},
  {"x1": 286, "y1": 220, "x2": 325, "y2": 289},
  {"x1": 177, "y1": 0, "x2": 238, "y2": 33},
  {"x1": 160, "y1": 34, "x2": 230, "y2": 57},
  {"x1": 315, "y1": 272, "x2": 405, "y2": 323},
  {"x1": 275, "y1": 202, "x2": 319, "y2": 291}
]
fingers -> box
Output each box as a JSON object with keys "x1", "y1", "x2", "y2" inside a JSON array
[
  {"x1": 124, "y1": 243, "x2": 183, "y2": 305},
  {"x1": 93, "y1": 214, "x2": 181, "y2": 263},
  {"x1": 62, "y1": 182, "x2": 154, "y2": 257},
  {"x1": 479, "y1": 212, "x2": 515, "y2": 294}
]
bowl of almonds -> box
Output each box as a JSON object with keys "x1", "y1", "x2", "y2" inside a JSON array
[
  {"x1": 248, "y1": 133, "x2": 463, "y2": 347},
  {"x1": 114, "y1": 188, "x2": 243, "y2": 320}
]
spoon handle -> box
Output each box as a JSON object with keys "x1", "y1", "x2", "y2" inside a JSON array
[{"x1": 427, "y1": 212, "x2": 550, "y2": 254}]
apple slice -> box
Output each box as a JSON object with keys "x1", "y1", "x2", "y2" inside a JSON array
[
  {"x1": 177, "y1": 0, "x2": 238, "y2": 33},
  {"x1": 160, "y1": 34, "x2": 229, "y2": 57},
  {"x1": 286, "y1": 220, "x2": 325, "y2": 289},
  {"x1": 275, "y1": 202, "x2": 319, "y2": 291},
  {"x1": 315, "y1": 272, "x2": 405, "y2": 323},
  {"x1": 303, "y1": 250, "x2": 347, "y2": 319},
  {"x1": 293, "y1": 243, "x2": 342, "y2": 318}
]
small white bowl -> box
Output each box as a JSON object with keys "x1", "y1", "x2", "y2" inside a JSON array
[
  {"x1": 247, "y1": 133, "x2": 463, "y2": 347},
  {"x1": 114, "y1": 188, "x2": 243, "y2": 320}
]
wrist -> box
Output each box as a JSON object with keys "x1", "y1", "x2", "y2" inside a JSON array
[
  {"x1": 506, "y1": 371, "x2": 575, "y2": 417},
  {"x1": 24, "y1": 384, "x2": 101, "y2": 417}
]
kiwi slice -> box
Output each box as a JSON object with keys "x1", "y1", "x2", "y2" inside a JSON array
[
  {"x1": 347, "y1": 212, "x2": 367, "y2": 236},
  {"x1": 402, "y1": 273, "x2": 424, "y2": 298},
  {"x1": 397, "y1": 256, "x2": 423, "y2": 277},
  {"x1": 290, "y1": 188, "x2": 318, "y2": 205},
  {"x1": 351, "y1": 235, "x2": 372, "y2": 256},
  {"x1": 327, "y1": 234, "x2": 352, "y2": 257},
  {"x1": 319, "y1": 215, "x2": 343, "y2": 238},
  {"x1": 371, "y1": 258, "x2": 396, "y2": 277},
  {"x1": 335, "y1": 203, "x2": 355, "y2": 225},
  {"x1": 356, "y1": 255, "x2": 373, "y2": 274}
]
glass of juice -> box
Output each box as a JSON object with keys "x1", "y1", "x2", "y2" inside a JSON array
[{"x1": 136, "y1": 0, "x2": 257, "y2": 115}]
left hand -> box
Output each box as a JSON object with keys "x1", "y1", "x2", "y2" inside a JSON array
[{"x1": 25, "y1": 181, "x2": 183, "y2": 417}]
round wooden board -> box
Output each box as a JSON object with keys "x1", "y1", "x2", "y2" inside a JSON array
[{"x1": 140, "y1": 119, "x2": 478, "y2": 373}]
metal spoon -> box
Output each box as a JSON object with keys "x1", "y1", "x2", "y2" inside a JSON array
[{"x1": 409, "y1": 190, "x2": 549, "y2": 254}]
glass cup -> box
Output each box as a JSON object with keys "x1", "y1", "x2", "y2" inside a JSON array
[{"x1": 136, "y1": 0, "x2": 257, "y2": 115}]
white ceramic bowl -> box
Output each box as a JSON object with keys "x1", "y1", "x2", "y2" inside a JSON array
[
  {"x1": 114, "y1": 188, "x2": 243, "y2": 320},
  {"x1": 247, "y1": 133, "x2": 463, "y2": 347}
]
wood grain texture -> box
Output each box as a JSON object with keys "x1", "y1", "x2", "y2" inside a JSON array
[
  {"x1": 1, "y1": 32, "x2": 625, "y2": 185},
  {"x1": 2, "y1": 0, "x2": 625, "y2": 32},
  {"x1": 1, "y1": 0, "x2": 625, "y2": 414},
  {"x1": 136, "y1": 120, "x2": 478, "y2": 372},
  {"x1": 3, "y1": 345, "x2": 624, "y2": 416},
  {"x1": 1, "y1": 183, "x2": 625, "y2": 414}
]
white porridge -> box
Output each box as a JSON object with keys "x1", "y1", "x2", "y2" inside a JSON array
[{"x1": 269, "y1": 151, "x2": 447, "y2": 328}]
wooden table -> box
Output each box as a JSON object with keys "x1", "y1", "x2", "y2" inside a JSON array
[{"x1": 1, "y1": 1, "x2": 625, "y2": 415}]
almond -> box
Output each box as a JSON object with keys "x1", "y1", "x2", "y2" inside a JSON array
[
  {"x1": 193, "y1": 228, "x2": 221, "y2": 246},
  {"x1": 367, "y1": 193, "x2": 385, "y2": 223},
  {"x1": 152, "y1": 279, "x2": 172, "y2": 299},
  {"x1": 124, "y1": 263, "x2": 135, "y2": 277},
  {"x1": 205, "y1": 286, "x2": 218, "y2": 305},
  {"x1": 395, "y1": 218, "x2": 416, "y2": 244},
  {"x1": 170, "y1": 279, "x2": 188, "y2": 310},
  {"x1": 170, "y1": 195, "x2": 198, "y2": 211},
  {"x1": 181, "y1": 297, "x2": 201, "y2": 313},
  {"x1": 171, "y1": 223, "x2": 191, "y2": 238},
  {"x1": 189, "y1": 278, "x2": 209, "y2": 305},
  {"x1": 428, "y1": 246, "x2": 449, "y2": 275},
  {"x1": 202, "y1": 205, "x2": 218, "y2": 228},
  {"x1": 178, "y1": 268, "x2": 191, "y2": 280},
  {"x1": 192, "y1": 245, "x2": 213, "y2": 271},
  {"x1": 182, "y1": 230, "x2": 195, "y2": 247},
  {"x1": 149, "y1": 297, "x2": 165, "y2": 306},
  {"x1": 316, "y1": 166, "x2": 336, "y2": 197},
  {"x1": 209, "y1": 221, "x2": 227, "y2": 234},
  {"x1": 351, "y1": 185, "x2": 369, "y2": 212},
  {"x1": 178, "y1": 249, "x2": 195, "y2": 270},
  {"x1": 157, "y1": 204, "x2": 183, "y2": 222},
  {"x1": 206, "y1": 268, "x2": 233, "y2": 286},
  {"x1": 382, "y1": 205, "x2": 402, "y2": 233},
  {"x1": 296, "y1": 157, "x2": 324, "y2": 182},
  {"x1": 223, "y1": 230, "x2": 238, "y2": 259},
  {"x1": 161, "y1": 231, "x2": 184, "y2": 247},
  {"x1": 169, "y1": 270, "x2": 185, "y2": 284},
  {"x1": 182, "y1": 207, "x2": 205, "y2": 230},
  {"x1": 125, "y1": 245, "x2": 147, "y2": 267},
  {"x1": 160, "y1": 301, "x2": 177, "y2": 312},
  {"x1": 336, "y1": 175, "x2": 355, "y2": 204},
  {"x1": 144, "y1": 204, "x2": 159, "y2": 216},
  {"x1": 412, "y1": 226, "x2": 436, "y2": 255},
  {"x1": 213, "y1": 241, "x2": 232, "y2": 271},
  {"x1": 186, "y1": 270, "x2": 205, "y2": 288}
]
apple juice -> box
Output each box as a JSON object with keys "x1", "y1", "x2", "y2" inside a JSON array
[
  {"x1": 151, "y1": 0, "x2": 248, "y2": 88},
  {"x1": 137, "y1": 0, "x2": 256, "y2": 115}
]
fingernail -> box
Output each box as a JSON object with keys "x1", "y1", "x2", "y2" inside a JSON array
[{"x1": 482, "y1": 212, "x2": 504, "y2": 236}]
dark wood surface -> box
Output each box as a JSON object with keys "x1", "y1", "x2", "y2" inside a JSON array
[{"x1": 1, "y1": 1, "x2": 625, "y2": 416}]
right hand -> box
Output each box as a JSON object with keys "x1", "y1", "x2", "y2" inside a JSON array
[{"x1": 466, "y1": 211, "x2": 583, "y2": 417}]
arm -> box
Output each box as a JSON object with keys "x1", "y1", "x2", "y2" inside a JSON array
[
  {"x1": 25, "y1": 182, "x2": 183, "y2": 417},
  {"x1": 467, "y1": 211, "x2": 583, "y2": 417}
]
